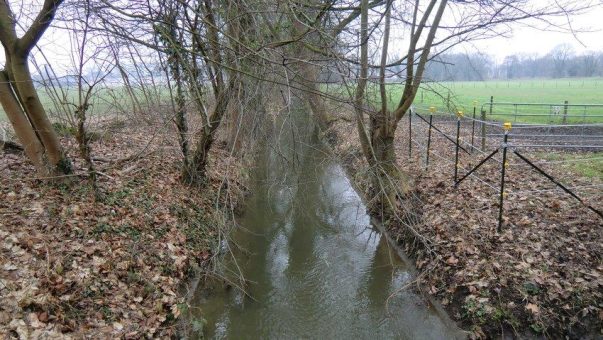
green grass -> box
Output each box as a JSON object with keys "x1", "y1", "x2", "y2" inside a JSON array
[
  {"x1": 536, "y1": 152, "x2": 603, "y2": 180},
  {"x1": 3, "y1": 78, "x2": 603, "y2": 125},
  {"x1": 412, "y1": 77, "x2": 603, "y2": 106},
  {"x1": 402, "y1": 78, "x2": 603, "y2": 124},
  {"x1": 0, "y1": 85, "x2": 171, "y2": 124},
  {"x1": 324, "y1": 78, "x2": 603, "y2": 124}
]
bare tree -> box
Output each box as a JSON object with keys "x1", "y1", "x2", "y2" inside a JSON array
[
  {"x1": 101, "y1": 0, "x2": 267, "y2": 182},
  {"x1": 577, "y1": 52, "x2": 599, "y2": 77},
  {"x1": 154, "y1": 1, "x2": 190, "y2": 171},
  {"x1": 0, "y1": 0, "x2": 72, "y2": 175},
  {"x1": 550, "y1": 43, "x2": 575, "y2": 78},
  {"x1": 320, "y1": 0, "x2": 596, "y2": 211},
  {"x1": 351, "y1": 0, "x2": 448, "y2": 211},
  {"x1": 69, "y1": 0, "x2": 114, "y2": 195}
]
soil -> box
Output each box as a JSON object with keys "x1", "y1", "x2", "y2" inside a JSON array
[
  {"x1": 0, "y1": 117, "x2": 247, "y2": 338},
  {"x1": 330, "y1": 114, "x2": 603, "y2": 339}
]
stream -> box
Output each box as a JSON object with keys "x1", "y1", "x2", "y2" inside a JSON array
[{"x1": 190, "y1": 108, "x2": 463, "y2": 339}]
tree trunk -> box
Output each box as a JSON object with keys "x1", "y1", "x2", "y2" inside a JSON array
[
  {"x1": 185, "y1": 130, "x2": 213, "y2": 183},
  {"x1": 226, "y1": 79, "x2": 243, "y2": 153},
  {"x1": 295, "y1": 53, "x2": 334, "y2": 134},
  {"x1": 290, "y1": 12, "x2": 333, "y2": 133},
  {"x1": 370, "y1": 122, "x2": 396, "y2": 211},
  {"x1": 184, "y1": 86, "x2": 232, "y2": 183},
  {"x1": 0, "y1": 0, "x2": 70, "y2": 175},
  {"x1": 75, "y1": 104, "x2": 98, "y2": 194},
  {"x1": 9, "y1": 56, "x2": 71, "y2": 174},
  {"x1": 115, "y1": 57, "x2": 142, "y2": 117},
  {"x1": 369, "y1": 119, "x2": 411, "y2": 214},
  {"x1": 170, "y1": 55, "x2": 189, "y2": 167},
  {"x1": 0, "y1": 70, "x2": 45, "y2": 172}
]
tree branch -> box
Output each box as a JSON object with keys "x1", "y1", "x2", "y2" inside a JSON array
[{"x1": 18, "y1": 0, "x2": 65, "y2": 55}]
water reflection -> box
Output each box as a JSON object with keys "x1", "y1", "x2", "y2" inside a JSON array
[{"x1": 190, "y1": 110, "x2": 461, "y2": 339}]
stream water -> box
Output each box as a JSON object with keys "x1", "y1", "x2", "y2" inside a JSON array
[{"x1": 191, "y1": 109, "x2": 462, "y2": 339}]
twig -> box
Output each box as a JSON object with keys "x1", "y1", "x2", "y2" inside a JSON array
[{"x1": 94, "y1": 171, "x2": 115, "y2": 180}]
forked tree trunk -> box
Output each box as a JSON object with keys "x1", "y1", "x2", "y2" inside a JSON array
[
  {"x1": 298, "y1": 62, "x2": 332, "y2": 132},
  {"x1": 9, "y1": 56, "x2": 71, "y2": 173},
  {"x1": 0, "y1": 71, "x2": 45, "y2": 171},
  {"x1": 184, "y1": 86, "x2": 233, "y2": 184},
  {"x1": 186, "y1": 130, "x2": 213, "y2": 183},
  {"x1": 0, "y1": 59, "x2": 71, "y2": 175},
  {"x1": 369, "y1": 120, "x2": 410, "y2": 213},
  {"x1": 351, "y1": 0, "x2": 447, "y2": 213},
  {"x1": 0, "y1": 0, "x2": 71, "y2": 175}
]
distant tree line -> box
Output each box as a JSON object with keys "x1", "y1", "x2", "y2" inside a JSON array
[{"x1": 422, "y1": 44, "x2": 603, "y2": 81}]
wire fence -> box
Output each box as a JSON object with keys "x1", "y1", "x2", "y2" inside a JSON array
[
  {"x1": 421, "y1": 79, "x2": 603, "y2": 89},
  {"x1": 407, "y1": 104, "x2": 603, "y2": 230},
  {"x1": 478, "y1": 100, "x2": 603, "y2": 125},
  {"x1": 416, "y1": 95, "x2": 603, "y2": 124}
]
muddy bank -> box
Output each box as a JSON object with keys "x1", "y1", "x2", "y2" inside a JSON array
[
  {"x1": 328, "y1": 117, "x2": 602, "y2": 339},
  {"x1": 0, "y1": 118, "x2": 248, "y2": 338}
]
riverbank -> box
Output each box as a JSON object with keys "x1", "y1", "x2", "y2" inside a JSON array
[
  {"x1": 190, "y1": 107, "x2": 467, "y2": 338},
  {"x1": 329, "y1": 116, "x2": 602, "y2": 338},
  {"x1": 0, "y1": 118, "x2": 248, "y2": 338}
]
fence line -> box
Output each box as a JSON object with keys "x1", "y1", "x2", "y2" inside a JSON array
[
  {"x1": 409, "y1": 137, "x2": 500, "y2": 193},
  {"x1": 409, "y1": 105, "x2": 603, "y2": 230},
  {"x1": 508, "y1": 183, "x2": 603, "y2": 196}
]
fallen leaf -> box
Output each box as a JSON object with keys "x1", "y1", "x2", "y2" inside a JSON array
[
  {"x1": 446, "y1": 256, "x2": 459, "y2": 265},
  {"x1": 526, "y1": 303, "x2": 540, "y2": 314},
  {"x1": 113, "y1": 322, "x2": 124, "y2": 331}
]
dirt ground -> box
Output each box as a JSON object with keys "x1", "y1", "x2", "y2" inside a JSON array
[
  {"x1": 0, "y1": 117, "x2": 247, "y2": 338},
  {"x1": 331, "y1": 116, "x2": 603, "y2": 339}
]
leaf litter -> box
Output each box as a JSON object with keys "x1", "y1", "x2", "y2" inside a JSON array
[
  {"x1": 0, "y1": 117, "x2": 247, "y2": 338},
  {"x1": 331, "y1": 117, "x2": 602, "y2": 338}
]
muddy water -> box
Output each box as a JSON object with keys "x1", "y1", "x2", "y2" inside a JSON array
[{"x1": 191, "y1": 111, "x2": 462, "y2": 339}]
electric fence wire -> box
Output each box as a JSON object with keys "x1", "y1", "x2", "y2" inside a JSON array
[
  {"x1": 512, "y1": 144, "x2": 603, "y2": 149},
  {"x1": 411, "y1": 113, "x2": 497, "y2": 159},
  {"x1": 409, "y1": 109, "x2": 603, "y2": 199},
  {"x1": 428, "y1": 112, "x2": 603, "y2": 149},
  {"x1": 435, "y1": 110, "x2": 603, "y2": 129},
  {"x1": 416, "y1": 121, "x2": 602, "y2": 178},
  {"x1": 409, "y1": 137, "x2": 500, "y2": 193},
  {"x1": 508, "y1": 183, "x2": 603, "y2": 196},
  {"x1": 411, "y1": 112, "x2": 504, "y2": 160},
  {"x1": 527, "y1": 156, "x2": 603, "y2": 165},
  {"x1": 485, "y1": 134, "x2": 603, "y2": 140},
  {"x1": 411, "y1": 132, "x2": 602, "y2": 214}
]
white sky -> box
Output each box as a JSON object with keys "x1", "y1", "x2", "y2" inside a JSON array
[
  {"x1": 448, "y1": 2, "x2": 603, "y2": 62},
  {"x1": 4, "y1": 0, "x2": 603, "y2": 70}
]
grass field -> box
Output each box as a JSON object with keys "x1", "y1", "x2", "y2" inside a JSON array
[
  {"x1": 411, "y1": 77, "x2": 603, "y2": 106},
  {"x1": 536, "y1": 152, "x2": 603, "y2": 180},
  {"x1": 3, "y1": 78, "x2": 603, "y2": 125},
  {"x1": 398, "y1": 77, "x2": 603, "y2": 124},
  {"x1": 0, "y1": 85, "x2": 171, "y2": 126}
]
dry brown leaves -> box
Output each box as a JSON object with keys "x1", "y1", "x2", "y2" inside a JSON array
[
  {"x1": 0, "y1": 118, "x2": 246, "y2": 338},
  {"x1": 331, "y1": 118, "x2": 602, "y2": 338}
]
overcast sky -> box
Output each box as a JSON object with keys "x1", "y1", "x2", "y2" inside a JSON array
[
  {"x1": 8, "y1": 0, "x2": 603, "y2": 70},
  {"x1": 450, "y1": 2, "x2": 603, "y2": 61}
]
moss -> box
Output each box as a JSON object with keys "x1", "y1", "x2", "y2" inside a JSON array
[
  {"x1": 52, "y1": 122, "x2": 78, "y2": 137},
  {"x1": 56, "y1": 154, "x2": 73, "y2": 174}
]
